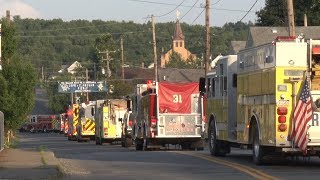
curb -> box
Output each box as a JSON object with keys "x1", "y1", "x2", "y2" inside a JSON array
[{"x1": 41, "y1": 151, "x2": 66, "y2": 178}]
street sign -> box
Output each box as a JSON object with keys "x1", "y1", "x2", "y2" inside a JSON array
[{"x1": 58, "y1": 81, "x2": 107, "y2": 93}]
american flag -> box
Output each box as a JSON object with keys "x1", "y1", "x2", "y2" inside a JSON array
[{"x1": 291, "y1": 77, "x2": 312, "y2": 154}]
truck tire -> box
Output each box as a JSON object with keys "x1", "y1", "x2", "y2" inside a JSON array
[
  {"x1": 121, "y1": 134, "x2": 125, "y2": 147},
  {"x1": 125, "y1": 137, "x2": 133, "y2": 147},
  {"x1": 96, "y1": 137, "x2": 102, "y2": 145},
  {"x1": 209, "y1": 121, "x2": 226, "y2": 156},
  {"x1": 135, "y1": 138, "x2": 143, "y2": 151},
  {"x1": 252, "y1": 125, "x2": 264, "y2": 165}
]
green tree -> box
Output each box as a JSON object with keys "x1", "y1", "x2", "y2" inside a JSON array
[
  {"x1": 256, "y1": 0, "x2": 320, "y2": 26},
  {"x1": 166, "y1": 51, "x2": 200, "y2": 69},
  {"x1": 0, "y1": 19, "x2": 37, "y2": 130}
]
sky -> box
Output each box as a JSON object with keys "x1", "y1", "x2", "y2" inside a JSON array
[{"x1": 0, "y1": 0, "x2": 266, "y2": 27}]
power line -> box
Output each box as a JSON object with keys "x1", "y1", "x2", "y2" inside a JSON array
[
  {"x1": 180, "y1": 0, "x2": 200, "y2": 21},
  {"x1": 129, "y1": 0, "x2": 256, "y2": 13},
  {"x1": 16, "y1": 30, "x2": 149, "y2": 38},
  {"x1": 211, "y1": 0, "x2": 223, "y2": 6},
  {"x1": 154, "y1": 0, "x2": 186, "y2": 18},
  {"x1": 15, "y1": 21, "x2": 123, "y2": 34},
  {"x1": 239, "y1": 0, "x2": 259, "y2": 22},
  {"x1": 191, "y1": 7, "x2": 206, "y2": 25}
]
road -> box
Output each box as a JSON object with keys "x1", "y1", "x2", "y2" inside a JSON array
[{"x1": 18, "y1": 132, "x2": 320, "y2": 180}]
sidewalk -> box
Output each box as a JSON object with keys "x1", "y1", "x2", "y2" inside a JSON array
[{"x1": 0, "y1": 148, "x2": 62, "y2": 179}]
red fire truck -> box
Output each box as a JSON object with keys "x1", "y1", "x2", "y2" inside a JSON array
[
  {"x1": 20, "y1": 114, "x2": 60, "y2": 133},
  {"x1": 132, "y1": 81, "x2": 205, "y2": 150}
]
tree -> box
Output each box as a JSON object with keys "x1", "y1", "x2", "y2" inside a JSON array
[
  {"x1": 256, "y1": 0, "x2": 286, "y2": 26},
  {"x1": 166, "y1": 51, "x2": 200, "y2": 69},
  {"x1": 0, "y1": 19, "x2": 37, "y2": 130},
  {"x1": 256, "y1": 0, "x2": 320, "y2": 26}
]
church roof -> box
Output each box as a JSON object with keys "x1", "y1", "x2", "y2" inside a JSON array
[{"x1": 173, "y1": 20, "x2": 184, "y2": 41}]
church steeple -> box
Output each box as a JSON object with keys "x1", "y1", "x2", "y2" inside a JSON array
[
  {"x1": 173, "y1": 11, "x2": 185, "y2": 50},
  {"x1": 173, "y1": 20, "x2": 184, "y2": 41}
]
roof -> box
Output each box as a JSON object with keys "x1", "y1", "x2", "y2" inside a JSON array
[
  {"x1": 173, "y1": 20, "x2": 184, "y2": 41},
  {"x1": 122, "y1": 67, "x2": 154, "y2": 80},
  {"x1": 247, "y1": 26, "x2": 320, "y2": 48},
  {"x1": 229, "y1": 41, "x2": 246, "y2": 54},
  {"x1": 158, "y1": 68, "x2": 204, "y2": 83}
]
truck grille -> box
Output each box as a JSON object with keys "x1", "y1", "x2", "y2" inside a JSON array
[{"x1": 158, "y1": 115, "x2": 201, "y2": 136}]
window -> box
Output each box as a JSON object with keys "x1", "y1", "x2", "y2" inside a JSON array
[
  {"x1": 176, "y1": 42, "x2": 178, "y2": 47},
  {"x1": 180, "y1": 42, "x2": 182, "y2": 47}
]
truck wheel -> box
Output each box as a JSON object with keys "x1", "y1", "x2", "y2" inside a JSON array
[
  {"x1": 209, "y1": 121, "x2": 226, "y2": 156},
  {"x1": 135, "y1": 138, "x2": 143, "y2": 151},
  {"x1": 252, "y1": 125, "x2": 264, "y2": 165},
  {"x1": 125, "y1": 137, "x2": 133, "y2": 147},
  {"x1": 96, "y1": 137, "x2": 102, "y2": 145},
  {"x1": 121, "y1": 134, "x2": 125, "y2": 147},
  {"x1": 181, "y1": 143, "x2": 191, "y2": 150}
]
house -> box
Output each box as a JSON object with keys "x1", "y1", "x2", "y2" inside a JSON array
[
  {"x1": 227, "y1": 26, "x2": 320, "y2": 56},
  {"x1": 59, "y1": 61, "x2": 82, "y2": 74},
  {"x1": 245, "y1": 26, "x2": 320, "y2": 48}
]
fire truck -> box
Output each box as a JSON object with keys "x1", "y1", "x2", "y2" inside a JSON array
[
  {"x1": 95, "y1": 99, "x2": 127, "y2": 145},
  {"x1": 133, "y1": 81, "x2": 205, "y2": 151},
  {"x1": 67, "y1": 102, "x2": 96, "y2": 142},
  {"x1": 200, "y1": 36, "x2": 320, "y2": 165},
  {"x1": 120, "y1": 84, "x2": 146, "y2": 147},
  {"x1": 21, "y1": 114, "x2": 60, "y2": 133}
]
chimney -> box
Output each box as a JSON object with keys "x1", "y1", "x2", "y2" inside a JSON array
[{"x1": 304, "y1": 14, "x2": 308, "y2": 27}]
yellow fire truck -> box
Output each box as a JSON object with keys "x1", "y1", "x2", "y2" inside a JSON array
[
  {"x1": 67, "y1": 102, "x2": 96, "y2": 142},
  {"x1": 95, "y1": 99, "x2": 127, "y2": 145},
  {"x1": 200, "y1": 36, "x2": 320, "y2": 165}
]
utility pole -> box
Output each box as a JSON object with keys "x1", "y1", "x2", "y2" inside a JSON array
[
  {"x1": 205, "y1": 0, "x2": 210, "y2": 77},
  {"x1": 121, "y1": 36, "x2": 125, "y2": 81},
  {"x1": 86, "y1": 68, "x2": 89, "y2": 102},
  {"x1": 287, "y1": 0, "x2": 295, "y2": 36},
  {"x1": 99, "y1": 50, "x2": 113, "y2": 78},
  {"x1": 151, "y1": 15, "x2": 158, "y2": 82},
  {"x1": 6, "y1": 10, "x2": 10, "y2": 64},
  {"x1": 41, "y1": 66, "x2": 44, "y2": 81},
  {"x1": 0, "y1": 24, "x2": 2, "y2": 71}
]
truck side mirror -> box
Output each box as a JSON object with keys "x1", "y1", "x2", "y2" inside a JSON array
[
  {"x1": 199, "y1": 77, "x2": 206, "y2": 95},
  {"x1": 91, "y1": 107, "x2": 95, "y2": 116},
  {"x1": 126, "y1": 98, "x2": 132, "y2": 111}
]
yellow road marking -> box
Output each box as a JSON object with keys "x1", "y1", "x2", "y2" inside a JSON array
[{"x1": 175, "y1": 151, "x2": 279, "y2": 180}]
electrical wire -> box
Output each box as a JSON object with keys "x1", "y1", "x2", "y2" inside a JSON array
[
  {"x1": 211, "y1": 0, "x2": 223, "y2": 6},
  {"x1": 16, "y1": 30, "x2": 149, "y2": 38},
  {"x1": 154, "y1": 0, "x2": 186, "y2": 18},
  {"x1": 191, "y1": 7, "x2": 206, "y2": 25},
  {"x1": 128, "y1": 0, "x2": 255, "y2": 13},
  {"x1": 180, "y1": 0, "x2": 200, "y2": 21},
  {"x1": 239, "y1": 0, "x2": 259, "y2": 22}
]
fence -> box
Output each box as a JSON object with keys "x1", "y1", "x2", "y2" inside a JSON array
[{"x1": 0, "y1": 111, "x2": 4, "y2": 152}]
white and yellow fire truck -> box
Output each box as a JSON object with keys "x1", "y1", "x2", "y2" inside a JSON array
[
  {"x1": 95, "y1": 99, "x2": 127, "y2": 145},
  {"x1": 200, "y1": 36, "x2": 320, "y2": 165},
  {"x1": 67, "y1": 102, "x2": 96, "y2": 142},
  {"x1": 133, "y1": 81, "x2": 205, "y2": 151}
]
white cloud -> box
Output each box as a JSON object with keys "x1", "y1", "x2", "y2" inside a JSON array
[{"x1": 0, "y1": 0, "x2": 41, "y2": 19}]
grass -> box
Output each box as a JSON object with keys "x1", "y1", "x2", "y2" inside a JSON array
[
  {"x1": 37, "y1": 145, "x2": 65, "y2": 179},
  {"x1": 4, "y1": 135, "x2": 19, "y2": 149},
  {"x1": 37, "y1": 145, "x2": 48, "y2": 165}
]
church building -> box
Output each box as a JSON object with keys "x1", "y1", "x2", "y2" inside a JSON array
[{"x1": 160, "y1": 17, "x2": 197, "y2": 68}]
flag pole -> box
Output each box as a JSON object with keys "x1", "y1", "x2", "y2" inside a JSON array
[{"x1": 289, "y1": 73, "x2": 306, "y2": 149}]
